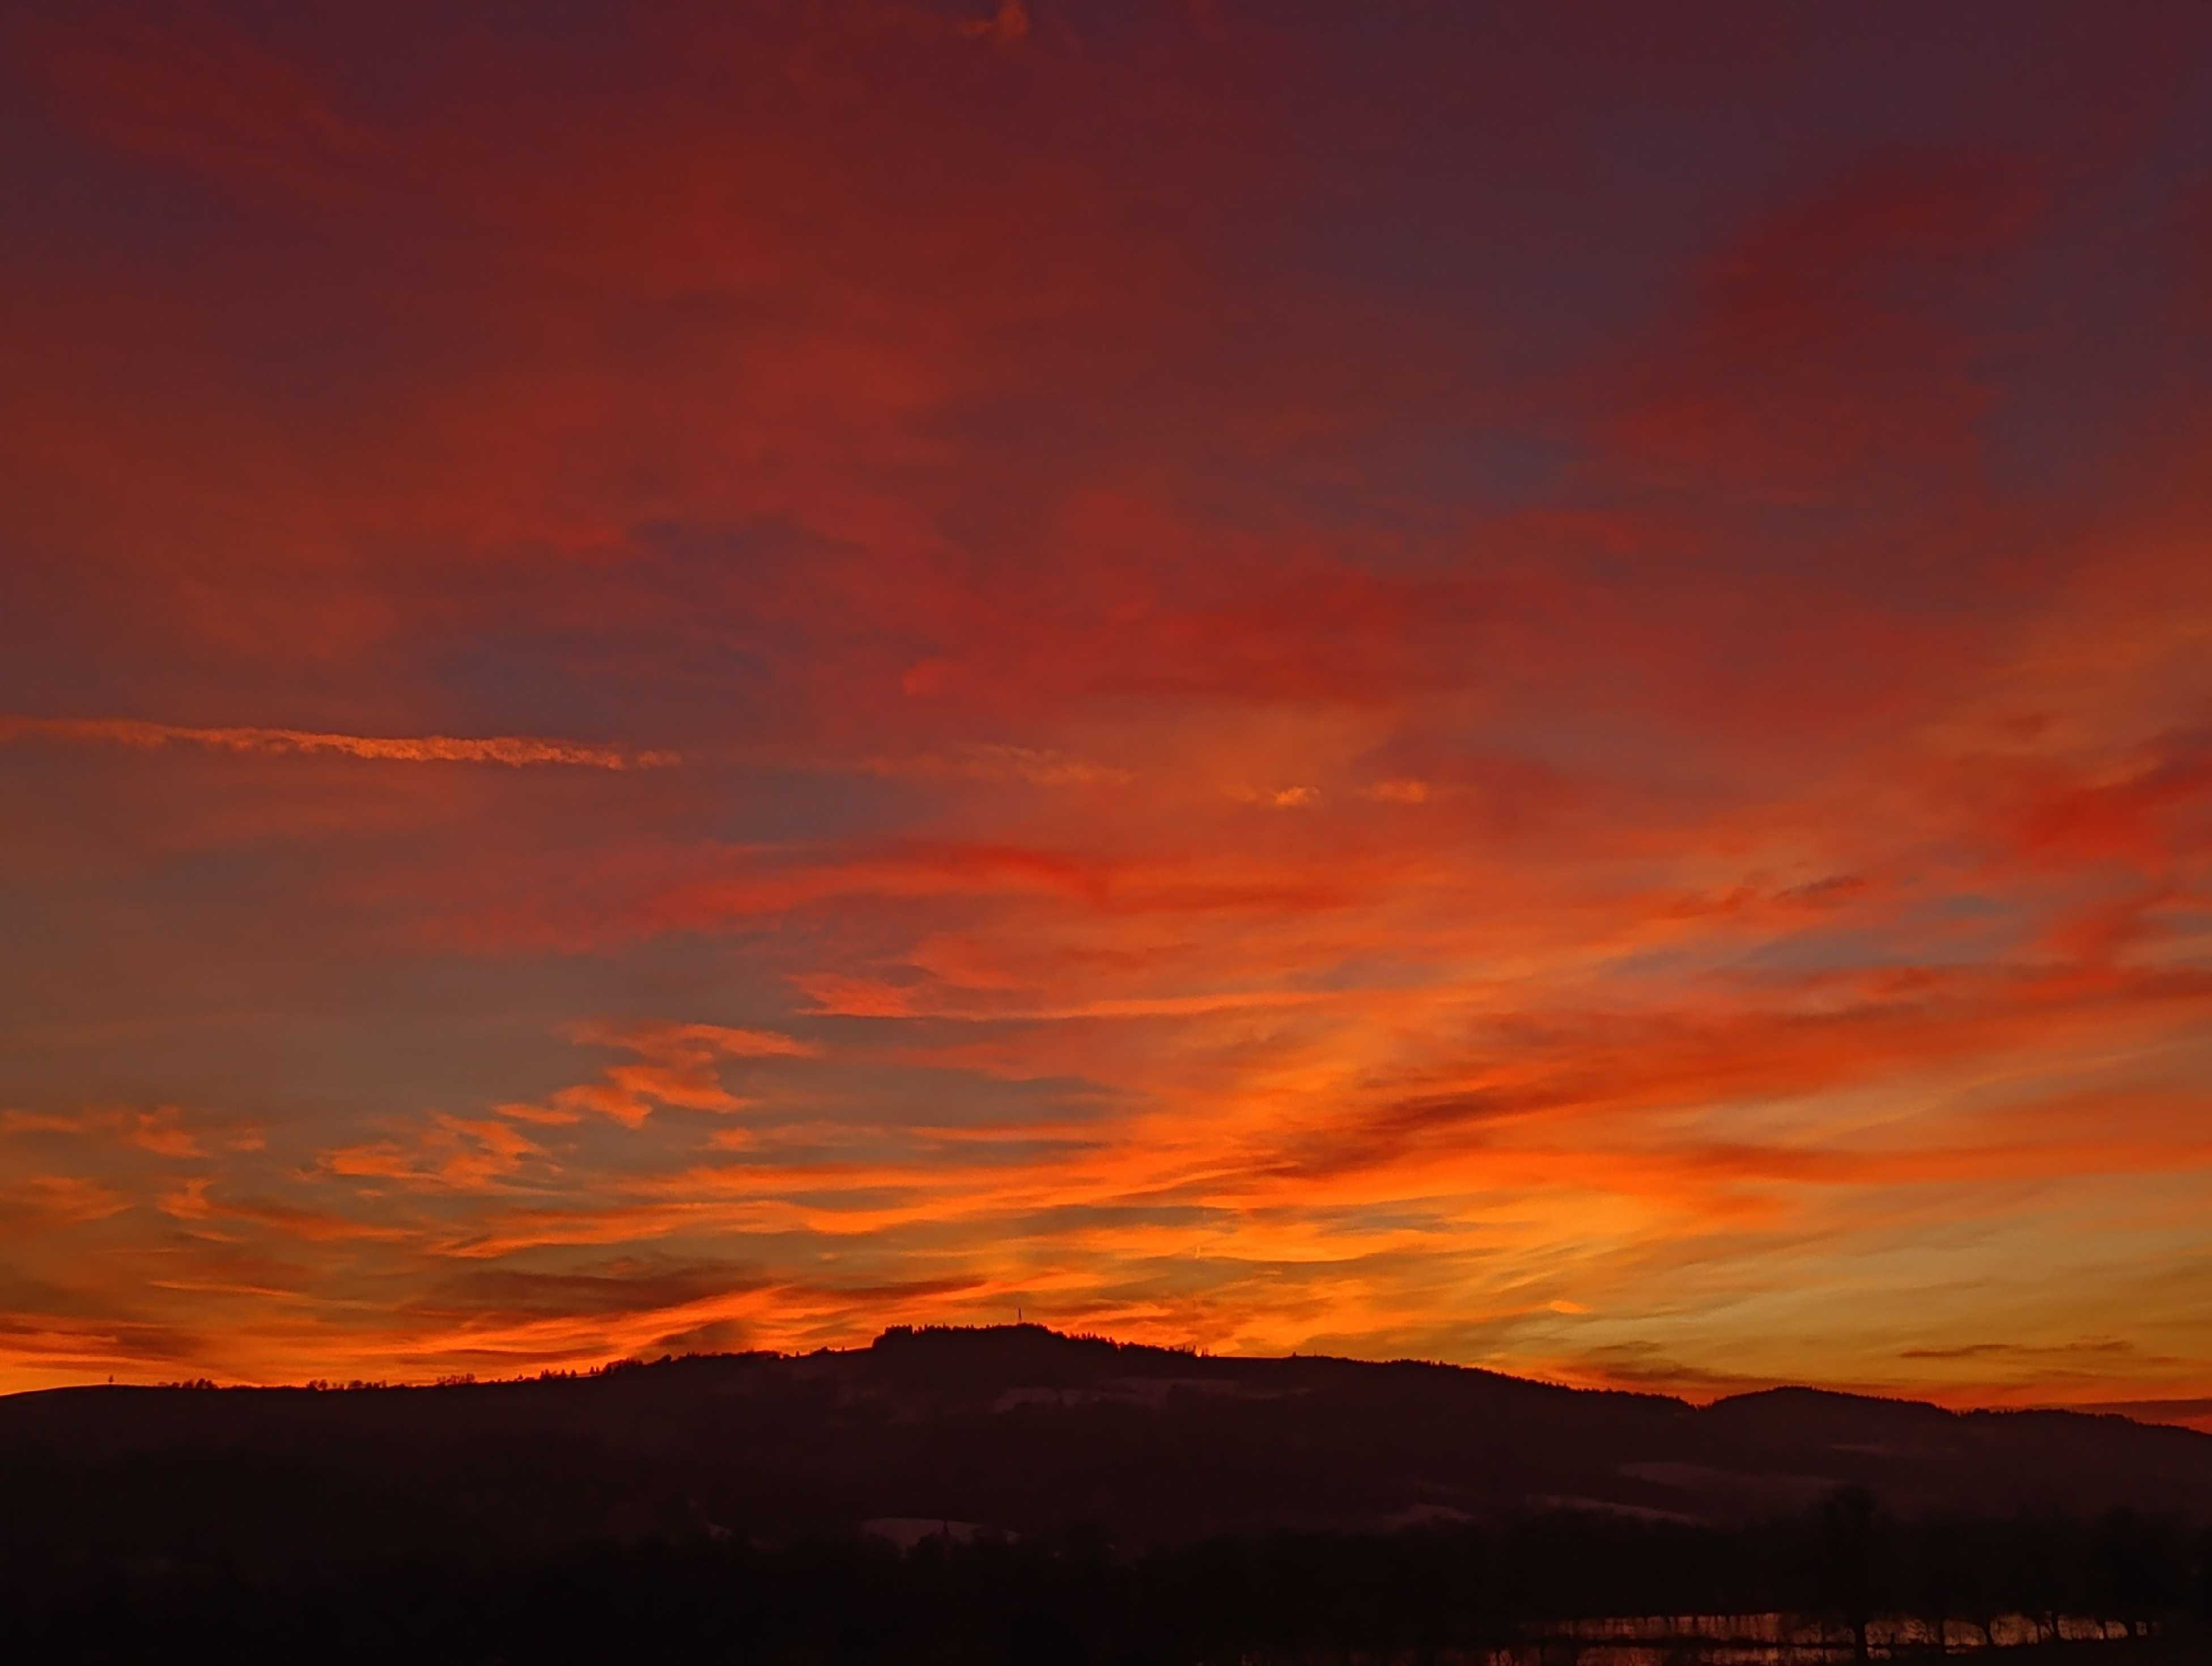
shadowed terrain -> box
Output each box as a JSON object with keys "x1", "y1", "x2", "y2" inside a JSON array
[
  {"x1": 7, "y1": 1325, "x2": 2211, "y2": 1550},
  {"x1": 4, "y1": 1326, "x2": 2209, "y2": 1663}
]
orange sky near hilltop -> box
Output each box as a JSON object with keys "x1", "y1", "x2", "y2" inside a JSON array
[{"x1": 2, "y1": 1, "x2": 2211, "y2": 1426}]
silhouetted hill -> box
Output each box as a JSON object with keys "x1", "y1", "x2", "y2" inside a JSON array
[{"x1": 5, "y1": 1325, "x2": 2208, "y2": 1559}]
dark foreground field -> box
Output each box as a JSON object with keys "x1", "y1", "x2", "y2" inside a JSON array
[
  {"x1": 4, "y1": 1528, "x2": 2206, "y2": 1664},
  {"x1": 3, "y1": 1327, "x2": 2207, "y2": 1662}
]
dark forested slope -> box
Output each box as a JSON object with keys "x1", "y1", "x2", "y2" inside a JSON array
[{"x1": 5, "y1": 1324, "x2": 2207, "y2": 1555}]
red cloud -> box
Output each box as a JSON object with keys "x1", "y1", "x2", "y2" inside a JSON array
[{"x1": 2, "y1": 1, "x2": 2210, "y2": 1409}]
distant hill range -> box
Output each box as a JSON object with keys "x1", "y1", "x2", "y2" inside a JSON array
[{"x1": 7, "y1": 1325, "x2": 2209, "y2": 1553}]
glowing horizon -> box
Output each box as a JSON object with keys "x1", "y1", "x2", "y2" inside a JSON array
[{"x1": 2, "y1": 1, "x2": 2209, "y2": 1427}]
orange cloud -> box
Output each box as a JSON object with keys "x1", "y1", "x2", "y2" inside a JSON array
[
  {"x1": 495, "y1": 1022, "x2": 820, "y2": 1128},
  {"x1": 321, "y1": 1114, "x2": 545, "y2": 1192},
  {"x1": 2, "y1": 1, "x2": 2210, "y2": 1411},
  {"x1": 0, "y1": 1175, "x2": 131, "y2": 1231},
  {"x1": 0, "y1": 716, "x2": 677, "y2": 769}
]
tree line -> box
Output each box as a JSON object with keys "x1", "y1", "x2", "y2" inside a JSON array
[{"x1": 4, "y1": 1490, "x2": 2207, "y2": 1664}]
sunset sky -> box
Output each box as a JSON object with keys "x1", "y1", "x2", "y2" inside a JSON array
[{"x1": 3, "y1": 1, "x2": 2211, "y2": 1423}]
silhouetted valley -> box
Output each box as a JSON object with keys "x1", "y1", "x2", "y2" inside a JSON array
[{"x1": 4, "y1": 1326, "x2": 2207, "y2": 1662}]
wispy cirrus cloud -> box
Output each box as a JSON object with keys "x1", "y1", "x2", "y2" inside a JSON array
[
  {"x1": 855, "y1": 744, "x2": 1132, "y2": 788},
  {"x1": 0, "y1": 716, "x2": 678, "y2": 769},
  {"x1": 2, "y1": 0, "x2": 2211, "y2": 1409},
  {"x1": 495, "y1": 1022, "x2": 821, "y2": 1129}
]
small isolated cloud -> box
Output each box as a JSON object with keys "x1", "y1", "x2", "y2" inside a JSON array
[
  {"x1": 126, "y1": 1107, "x2": 202, "y2": 1159},
  {"x1": 792, "y1": 973, "x2": 919, "y2": 1017},
  {"x1": 1367, "y1": 778, "x2": 1431, "y2": 804},
  {"x1": 499, "y1": 1021, "x2": 820, "y2": 1128},
  {"x1": 159, "y1": 1176, "x2": 213, "y2": 1220},
  {"x1": 320, "y1": 1114, "x2": 544, "y2": 1192},
  {"x1": 1229, "y1": 784, "x2": 1319, "y2": 809}
]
